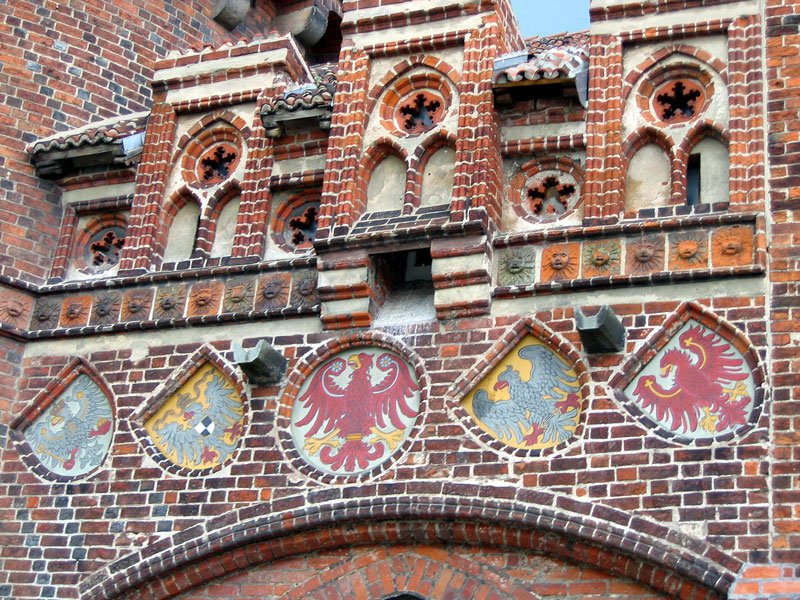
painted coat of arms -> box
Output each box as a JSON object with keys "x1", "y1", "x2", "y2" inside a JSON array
[
  {"x1": 463, "y1": 336, "x2": 581, "y2": 451},
  {"x1": 624, "y1": 321, "x2": 756, "y2": 439},
  {"x1": 24, "y1": 374, "x2": 114, "y2": 477},
  {"x1": 145, "y1": 363, "x2": 245, "y2": 470},
  {"x1": 291, "y1": 348, "x2": 420, "y2": 476}
]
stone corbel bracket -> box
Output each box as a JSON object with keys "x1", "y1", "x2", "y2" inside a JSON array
[
  {"x1": 262, "y1": 106, "x2": 332, "y2": 139},
  {"x1": 275, "y1": 0, "x2": 339, "y2": 47},
  {"x1": 233, "y1": 339, "x2": 288, "y2": 385},
  {"x1": 261, "y1": 62, "x2": 337, "y2": 138},
  {"x1": 213, "y1": 0, "x2": 252, "y2": 31},
  {"x1": 576, "y1": 305, "x2": 626, "y2": 354}
]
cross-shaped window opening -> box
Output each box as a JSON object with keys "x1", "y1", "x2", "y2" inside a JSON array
[
  {"x1": 527, "y1": 176, "x2": 576, "y2": 216},
  {"x1": 399, "y1": 93, "x2": 442, "y2": 132}
]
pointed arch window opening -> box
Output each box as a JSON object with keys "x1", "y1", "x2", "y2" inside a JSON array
[{"x1": 686, "y1": 153, "x2": 702, "y2": 206}]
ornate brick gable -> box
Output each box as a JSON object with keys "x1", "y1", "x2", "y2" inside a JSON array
[{"x1": 0, "y1": 0, "x2": 797, "y2": 598}]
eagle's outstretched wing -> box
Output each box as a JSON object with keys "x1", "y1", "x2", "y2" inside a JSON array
[
  {"x1": 679, "y1": 325, "x2": 748, "y2": 383},
  {"x1": 295, "y1": 357, "x2": 349, "y2": 435},
  {"x1": 371, "y1": 353, "x2": 419, "y2": 430},
  {"x1": 153, "y1": 420, "x2": 201, "y2": 466},
  {"x1": 472, "y1": 389, "x2": 526, "y2": 443},
  {"x1": 205, "y1": 373, "x2": 242, "y2": 425},
  {"x1": 518, "y1": 344, "x2": 579, "y2": 403},
  {"x1": 26, "y1": 424, "x2": 77, "y2": 470}
]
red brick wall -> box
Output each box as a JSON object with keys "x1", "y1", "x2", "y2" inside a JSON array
[
  {"x1": 0, "y1": 1, "x2": 796, "y2": 598},
  {"x1": 730, "y1": 1, "x2": 800, "y2": 595},
  {"x1": 0, "y1": 338, "x2": 24, "y2": 417},
  {"x1": 175, "y1": 544, "x2": 673, "y2": 599},
  {"x1": 0, "y1": 1, "x2": 269, "y2": 284},
  {"x1": 0, "y1": 297, "x2": 764, "y2": 598},
  {"x1": 765, "y1": 0, "x2": 800, "y2": 570}
]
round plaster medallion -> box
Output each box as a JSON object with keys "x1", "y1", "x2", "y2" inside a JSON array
[{"x1": 290, "y1": 348, "x2": 420, "y2": 477}]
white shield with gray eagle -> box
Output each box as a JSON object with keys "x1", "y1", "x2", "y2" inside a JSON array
[{"x1": 464, "y1": 337, "x2": 581, "y2": 450}]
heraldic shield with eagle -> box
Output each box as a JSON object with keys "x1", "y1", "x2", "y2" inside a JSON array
[
  {"x1": 144, "y1": 362, "x2": 245, "y2": 471},
  {"x1": 24, "y1": 374, "x2": 114, "y2": 478},
  {"x1": 290, "y1": 347, "x2": 421, "y2": 476},
  {"x1": 624, "y1": 320, "x2": 757, "y2": 440},
  {"x1": 463, "y1": 336, "x2": 582, "y2": 451}
]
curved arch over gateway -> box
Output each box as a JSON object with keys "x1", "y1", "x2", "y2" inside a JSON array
[{"x1": 83, "y1": 488, "x2": 738, "y2": 599}]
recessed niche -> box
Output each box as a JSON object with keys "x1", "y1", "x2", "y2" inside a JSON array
[
  {"x1": 626, "y1": 144, "x2": 671, "y2": 212},
  {"x1": 163, "y1": 202, "x2": 201, "y2": 263},
  {"x1": 420, "y1": 146, "x2": 455, "y2": 207},
  {"x1": 209, "y1": 197, "x2": 241, "y2": 258},
  {"x1": 366, "y1": 155, "x2": 406, "y2": 213},
  {"x1": 688, "y1": 137, "x2": 729, "y2": 206},
  {"x1": 372, "y1": 248, "x2": 435, "y2": 326}
]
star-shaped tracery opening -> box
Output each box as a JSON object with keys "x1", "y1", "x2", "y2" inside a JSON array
[
  {"x1": 655, "y1": 81, "x2": 703, "y2": 121},
  {"x1": 200, "y1": 145, "x2": 238, "y2": 184},
  {"x1": 527, "y1": 176, "x2": 576, "y2": 218},
  {"x1": 399, "y1": 93, "x2": 442, "y2": 134}
]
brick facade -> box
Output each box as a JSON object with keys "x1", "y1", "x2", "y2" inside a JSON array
[{"x1": 0, "y1": 0, "x2": 798, "y2": 598}]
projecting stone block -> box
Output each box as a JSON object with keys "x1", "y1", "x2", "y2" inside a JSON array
[
  {"x1": 576, "y1": 306, "x2": 626, "y2": 354},
  {"x1": 212, "y1": 0, "x2": 250, "y2": 30},
  {"x1": 233, "y1": 340, "x2": 287, "y2": 385}
]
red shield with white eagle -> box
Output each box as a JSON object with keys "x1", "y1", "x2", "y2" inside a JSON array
[
  {"x1": 290, "y1": 348, "x2": 421, "y2": 476},
  {"x1": 624, "y1": 320, "x2": 756, "y2": 439}
]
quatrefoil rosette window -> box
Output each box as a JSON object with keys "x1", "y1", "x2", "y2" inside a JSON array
[
  {"x1": 636, "y1": 63, "x2": 714, "y2": 127},
  {"x1": 510, "y1": 158, "x2": 584, "y2": 225},
  {"x1": 69, "y1": 213, "x2": 128, "y2": 277},
  {"x1": 270, "y1": 189, "x2": 321, "y2": 253},
  {"x1": 180, "y1": 127, "x2": 244, "y2": 188},
  {"x1": 380, "y1": 72, "x2": 453, "y2": 138}
]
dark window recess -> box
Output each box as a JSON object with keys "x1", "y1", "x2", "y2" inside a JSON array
[
  {"x1": 686, "y1": 153, "x2": 701, "y2": 205},
  {"x1": 403, "y1": 249, "x2": 433, "y2": 287},
  {"x1": 384, "y1": 594, "x2": 426, "y2": 600},
  {"x1": 187, "y1": 212, "x2": 202, "y2": 259},
  {"x1": 374, "y1": 249, "x2": 433, "y2": 293},
  {"x1": 371, "y1": 248, "x2": 435, "y2": 324}
]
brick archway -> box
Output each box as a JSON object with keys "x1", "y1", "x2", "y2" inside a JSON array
[
  {"x1": 84, "y1": 487, "x2": 740, "y2": 599},
  {"x1": 174, "y1": 543, "x2": 673, "y2": 600}
]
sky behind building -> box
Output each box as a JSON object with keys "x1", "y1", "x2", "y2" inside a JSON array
[{"x1": 510, "y1": 0, "x2": 590, "y2": 38}]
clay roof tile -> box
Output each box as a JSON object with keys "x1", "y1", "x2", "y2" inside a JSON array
[
  {"x1": 27, "y1": 112, "x2": 150, "y2": 155},
  {"x1": 495, "y1": 31, "x2": 589, "y2": 85}
]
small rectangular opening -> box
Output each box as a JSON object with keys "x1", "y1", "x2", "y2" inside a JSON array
[
  {"x1": 686, "y1": 153, "x2": 701, "y2": 206},
  {"x1": 373, "y1": 248, "x2": 433, "y2": 292},
  {"x1": 372, "y1": 248, "x2": 435, "y2": 326}
]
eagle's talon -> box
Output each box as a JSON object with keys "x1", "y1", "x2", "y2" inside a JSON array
[
  {"x1": 305, "y1": 428, "x2": 341, "y2": 455},
  {"x1": 369, "y1": 427, "x2": 405, "y2": 451}
]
